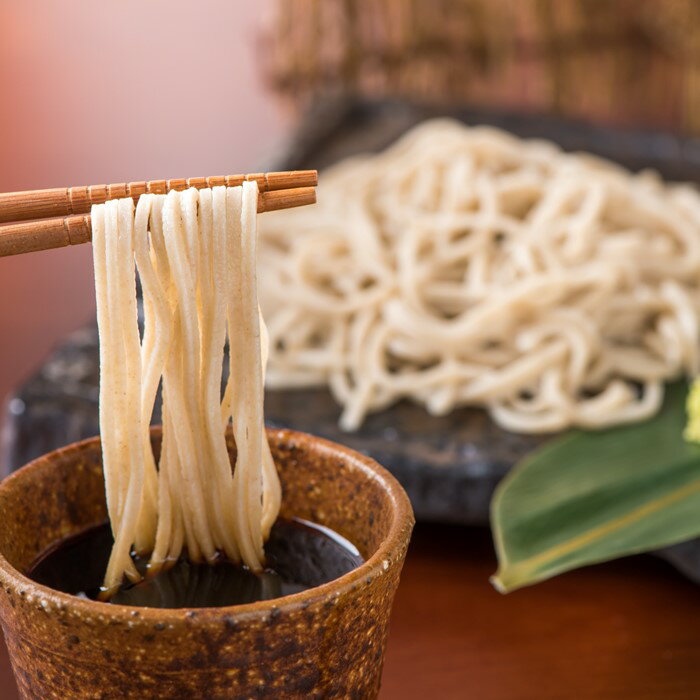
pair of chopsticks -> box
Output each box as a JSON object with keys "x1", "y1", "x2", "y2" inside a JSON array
[{"x1": 0, "y1": 170, "x2": 317, "y2": 258}]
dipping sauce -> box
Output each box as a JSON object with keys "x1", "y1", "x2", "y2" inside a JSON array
[{"x1": 29, "y1": 518, "x2": 363, "y2": 608}]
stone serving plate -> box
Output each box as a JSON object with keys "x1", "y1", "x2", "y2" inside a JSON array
[
  {"x1": 5, "y1": 96, "x2": 700, "y2": 582},
  {"x1": 0, "y1": 428, "x2": 413, "y2": 699}
]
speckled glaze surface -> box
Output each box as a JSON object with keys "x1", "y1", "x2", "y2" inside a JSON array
[{"x1": 0, "y1": 429, "x2": 414, "y2": 699}]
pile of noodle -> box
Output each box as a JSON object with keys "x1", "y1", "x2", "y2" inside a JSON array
[
  {"x1": 92, "y1": 184, "x2": 280, "y2": 595},
  {"x1": 259, "y1": 119, "x2": 700, "y2": 434}
]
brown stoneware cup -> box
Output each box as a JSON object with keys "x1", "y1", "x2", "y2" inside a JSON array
[{"x1": 0, "y1": 428, "x2": 414, "y2": 699}]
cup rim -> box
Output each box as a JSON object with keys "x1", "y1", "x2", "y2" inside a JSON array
[{"x1": 0, "y1": 427, "x2": 414, "y2": 623}]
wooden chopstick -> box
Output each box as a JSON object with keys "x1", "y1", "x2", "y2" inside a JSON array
[
  {"x1": 0, "y1": 170, "x2": 317, "y2": 224},
  {"x1": 0, "y1": 171, "x2": 317, "y2": 258}
]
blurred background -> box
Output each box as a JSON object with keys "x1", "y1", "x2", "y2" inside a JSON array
[
  {"x1": 0, "y1": 0, "x2": 288, "y2": 427},
  {"x1": 263, "y1": 0, "x2": 700, "y2": 130}
]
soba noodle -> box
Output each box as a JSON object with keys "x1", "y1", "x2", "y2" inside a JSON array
[
  {"x1": 259, "y1": 119, "x2": 700, "y2": 433},
  {"x1": 92, "y1": 183, "x2": 281, "y2": 595}
]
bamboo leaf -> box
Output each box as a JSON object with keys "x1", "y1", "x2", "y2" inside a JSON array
[{"x1": 491, "y1": 382, "x2": 700, "y2": 592}]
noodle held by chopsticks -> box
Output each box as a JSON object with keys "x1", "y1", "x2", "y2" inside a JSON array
[
  {"x1": 92, "y1": 184, "x2": 280, "y2": 595},
  {"x1": 259, "y1": 119, "x2": 700, "y2": 433}
]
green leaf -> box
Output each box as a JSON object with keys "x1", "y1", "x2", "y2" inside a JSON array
[{"x1": 491, "y1": 382, "x2": 700, "y2": 593}]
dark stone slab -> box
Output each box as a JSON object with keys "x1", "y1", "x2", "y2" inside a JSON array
[
  {"x1": 5, "y1": 96, "x2": 700, "y2": 584},
  {"x1": 265, "y1": 388, "x2": 545, "y2": 526},
  {"x1": 271, "y1": 97, "x2": 700, "y2": 182}
]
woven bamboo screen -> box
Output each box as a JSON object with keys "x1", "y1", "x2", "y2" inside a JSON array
[{"x1": 261, "y1": 0, "x2": 700, "y2": 133}]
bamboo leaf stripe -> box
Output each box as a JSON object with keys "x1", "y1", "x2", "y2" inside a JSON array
[{"x1": 492, "y1": 474, "x2": 700, "y2": 592}]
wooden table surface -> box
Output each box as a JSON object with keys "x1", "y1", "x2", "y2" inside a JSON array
[{"x1": 2, "y1": 522, "x2": 700, "y2": 699}]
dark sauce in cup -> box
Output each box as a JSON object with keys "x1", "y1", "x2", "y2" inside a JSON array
[{"x1": 28, "y1": 518, "x2": 363, "y2": 608}]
